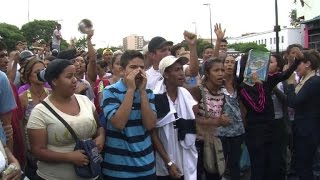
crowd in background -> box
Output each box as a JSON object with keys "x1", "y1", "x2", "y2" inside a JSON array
[{"x1": 0, "y1": 22, "x2": 319, "y2": 180}]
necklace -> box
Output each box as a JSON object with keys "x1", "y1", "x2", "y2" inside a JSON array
[{"x1": 31, "y1": 89, "x2": 46, "y2": 101}]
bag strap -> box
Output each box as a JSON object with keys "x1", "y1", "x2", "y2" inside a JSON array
[
  {"x1": 41, "y1": 101, "x2": 79, "y2": 141},
  {"x1": 199, "y1": 85, "x2": 208, "y2": 118}
]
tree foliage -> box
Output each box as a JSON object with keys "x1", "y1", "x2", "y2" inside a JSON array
[
  {"x1": 229, "y1": 42, "x2": 268, "y2": 53},
  {"x1": 289, "y1": 9, "x2": 300, "y2": 27},
  {"x1": 181, "y1": 38, "x2": 212, "y2": 58},
  {"x1": 75, "y1": 36, "x2": 87, "y2": 49},
  {"x1": 60, "y1": 39, "x2": 69, "y2": 51},
  {"x1": 21, "y1": 20, "x2": 57, "y2": 44},
  {"x1": 0, "y1": 23, "x2": 25, "y2": 51}
]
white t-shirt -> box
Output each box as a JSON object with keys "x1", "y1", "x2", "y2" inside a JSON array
[
  {"x1": 52, "y1": 29, "x2": 61, "y2": 45},
  {"x1": 146, "y1": 67, "x2": 163, "y2": 90},
  {"x1": 27, "y1": 94, "x2": 97, "y2": 180},
  {"x1": 146, "y1": 66, "x2": 188, "y2": 90}
]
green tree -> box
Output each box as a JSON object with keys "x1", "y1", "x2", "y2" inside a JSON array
[
  {"x1": 229, "y1": 42, "x2": 268, "y2": 53},
  {"x1": 60, "y1": 39, "x2": 69, "y2": 51},
  {"x1": 20, "y1": 20, "x2": 57, "y2": 44},
  {"x1": 75, "y1": 36, "x2": 87, "y2": 49},
  {"x1": 0, "y1": 23, "x2": 25, "y2": 51},
  {"x1": 181, "y1": 38, "x2": 212, "y2": 58},
  {"x1": 289, "y1": 9, "x2": 300, "y2": 27}
]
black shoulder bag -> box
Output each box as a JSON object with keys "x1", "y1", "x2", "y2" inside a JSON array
[{"x1": 41, "y1": 101, "x2": 103, "y2": 178}]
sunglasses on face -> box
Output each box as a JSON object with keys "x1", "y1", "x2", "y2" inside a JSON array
[{"x1": 0, "y1": 52, "x2": 8, "y2": 58}]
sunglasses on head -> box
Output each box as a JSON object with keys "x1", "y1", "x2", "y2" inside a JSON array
[{"x1": 0, "y1": 52, "x2": 8, "y2": 58}]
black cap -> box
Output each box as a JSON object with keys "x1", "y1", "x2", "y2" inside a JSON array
[{"x1": 148, "y1": 36, "x2": 173, "y2": 53}]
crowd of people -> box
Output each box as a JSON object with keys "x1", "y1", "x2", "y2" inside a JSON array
[{"x1": 0, "y1": 22, "x2": 319, "y2": 180}]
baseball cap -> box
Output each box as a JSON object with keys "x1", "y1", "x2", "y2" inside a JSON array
[
  {"x1": 148, "y1": 36, "x2": 173, "y2": 53},
  {"x1": 19, "y1": 50, "x2": 35, "y2": 61},
  {"x1": 159, "y1": 55, "x2": 188, "y2": 76}
]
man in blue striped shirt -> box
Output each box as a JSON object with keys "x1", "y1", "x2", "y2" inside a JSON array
[{"x1": 101, "y1": 50, "x2": 157, "y2": 180}]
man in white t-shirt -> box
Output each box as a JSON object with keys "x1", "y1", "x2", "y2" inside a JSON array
[
  {"x1": 52, "y1": 24, "x2": 62, "y2": 52},
  {"x1": 146, "y1": 32, "x2": 199, "y2": 90}
]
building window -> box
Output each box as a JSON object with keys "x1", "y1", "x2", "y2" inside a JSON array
[
  {"x1": 270, "y1": 38, "x2": 272, "y2": 44},
  {"x1": 281, "y1": 36, "x2": 284, "y2": 43},
  {"x1": 264, "y1": 39, "x2": 266, "y2": 44},
  {"x1": 274, "y1": 37, "x2": 276, "y2": 44},
  {"x1": 258, "y1": 40, "x2": 260, "y2": 44}
]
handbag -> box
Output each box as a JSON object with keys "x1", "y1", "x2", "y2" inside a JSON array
[
  {"x1": 199, "y1": 86, "x2": 225, "y2": 175},
  {"x1": 41, "y1": 101, "x2": 103, "y2": 178}
]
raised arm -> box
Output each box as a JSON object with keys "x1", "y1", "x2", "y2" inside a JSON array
[
  {"x1": 287, "y1": 77, "x2": 320, "y2": 108},
  {"x1": 213, "y1": 23, "x2": 226, "y2": 58},
  {"x1": 86, "y1": 30, "x2": 97, "y2": 83},
  {"x1": 183, "y1": 31, "x2": 199, "y2": 77},
  {"x1": 106, "y1": 70, "x2": 140, "y2": 130},
  {"x1": 139, "y1": 69, "x2": 156, "y2": 130},
  {"x1": 7, "y1": 51, "x2": 19, "y2": 82}
]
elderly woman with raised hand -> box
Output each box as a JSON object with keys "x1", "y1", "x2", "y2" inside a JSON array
[
  {"x1": 286, "y1": 50, "x2": 320, "y2": 180},
  {"x1": 27, "y1": 59, "x2": 105, "y2": 180},
  {"x1": 151, "y1": 55, "x2": 197, "y2": 180}
]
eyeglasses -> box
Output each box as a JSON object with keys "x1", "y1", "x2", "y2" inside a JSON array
[{"x1": 0, "y1": 52, "x2": 8, "y2": 58}]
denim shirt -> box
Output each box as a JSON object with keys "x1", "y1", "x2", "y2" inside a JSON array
[{"x1": 217, "y1": 88, "x2": 245, "y2": 137}]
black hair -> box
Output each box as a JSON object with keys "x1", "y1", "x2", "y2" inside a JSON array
[
  {"x1": 238, "y1": 53, "x2": 249, "y2": 83},
  {"x1": 221, "y1": 39, "x2": 228, "y2": 44},
  {"x1": 97, "y1": 60, "x2": 108, "y2": 68},
  {"x1": 301, "y1": 50, "x2": 320, "y2": 70},
  {"x1": 203, "y1": 45, "x2": 214, "y2": 52},
  {"x1": 271, "y1": 53, "x2": 286, "y2": 72},
  {"x1": 203, "y1": 57, "x2": 223, "y2": 82},
  {"x1": 57, "y1": 48, "x2": 78, "y2": 60},
  {"x1": 170, "y1": 43, "x2": 183, "y2": 57},
  {"x1": 39, "y1": 59, "x2": 73, "y2": 87},
  {"x1": 0, "y1": 40, "x2": 7, "y2": 51},
  {"x1": 96, "y1": 53, "x2": 103, "y2": 61},
  {"x1": 120, "y1": 50, "x2": 144, "y2": 68},
  {"x1": 286, "y1": 44, "x2": 303, "y2": 53}
]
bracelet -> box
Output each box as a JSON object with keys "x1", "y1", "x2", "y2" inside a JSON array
[{"x1": 166, "y1": 161, "x2": 173, "y2": 169}]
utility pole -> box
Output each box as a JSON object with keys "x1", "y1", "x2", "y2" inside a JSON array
[
  {"x1": 203, "y1": 3, "x2": 213, "y2": 45},
  {"x1": 274, "y1": 0, "x2": 281, "y2": 53}
]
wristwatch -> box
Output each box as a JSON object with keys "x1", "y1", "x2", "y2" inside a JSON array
[{"x1": 167, "y1": 161, "x2": 173, "y2": 168}]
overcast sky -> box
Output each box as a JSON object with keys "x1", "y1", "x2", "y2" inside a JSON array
[{"x1": 0, "y1": 0, "x2": 294, "y2": 48}]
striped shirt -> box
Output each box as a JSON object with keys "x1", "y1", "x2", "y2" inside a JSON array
[{"x1": 101, "y1": 79, "x2": 156, "y2": 179}]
